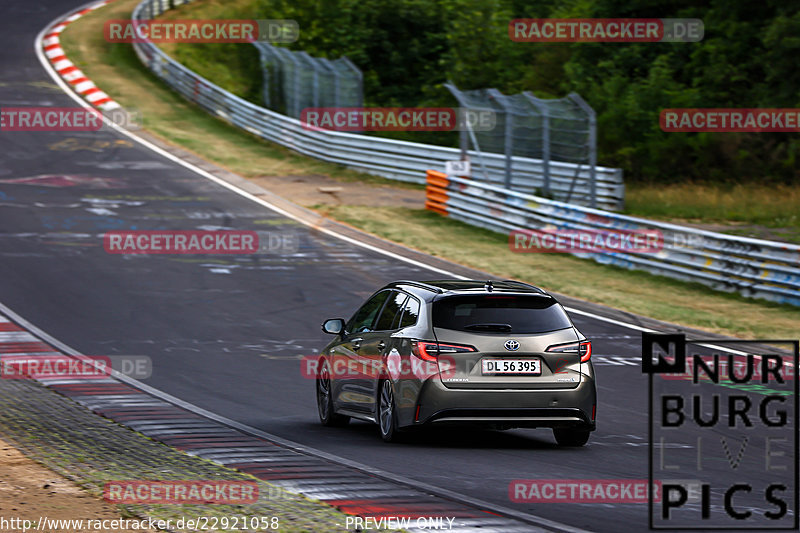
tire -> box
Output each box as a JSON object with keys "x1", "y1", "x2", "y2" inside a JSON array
[
  {"x1": 553, "y1": 427, "x2": 591, "y2": 447},
  {"x1": 378, "y1": 380, "x2": 402, "y2": 442},
  {"x1": 316, "y1": 360, "x2": 349, "y2": 427}
]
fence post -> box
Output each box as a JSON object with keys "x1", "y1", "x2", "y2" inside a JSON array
[
  {"x1": 568, "y1": 93, "x2": 597, "y2": 208},
  {"x1": 488, "y1": 89, "x2": 514, "y2": 189},
  {"x1": 340, "y1": 57, "x2": 363, "y2": 108},
  {"x1": 523, "y1": 92, "x2": 550, "y2": 196},
  {"x1": 297, "y1": 52, "x2": 319, "y2": 109},
  {"x1": 254, "y1": 43, "x2": 271, "y2": 108},
  {"x1": 282, "y1": 51, "x2": 302, "y2": 118},
  {"x1": 443, "y1": 83, "x2": 467, "y2": 162},
  {"x1": 318, "y1": 58, "x2": 339, "y2": 107}
]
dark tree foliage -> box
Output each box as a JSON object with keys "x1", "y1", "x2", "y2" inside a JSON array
[{"x1": 249, "y1": 0, "x2": 799, "y2": 183}]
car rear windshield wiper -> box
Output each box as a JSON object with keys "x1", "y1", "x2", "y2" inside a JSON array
[{"x1": 463, "y1": 323, "x2": 513, "y2": 332}]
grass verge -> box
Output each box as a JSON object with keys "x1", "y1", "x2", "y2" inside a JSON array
[
  {"x1": 57, "y1": 0, "x2": 800, "y2": 339},
  {"x1": 625, "y1": 182, "x2": 800, "y2": 243}
]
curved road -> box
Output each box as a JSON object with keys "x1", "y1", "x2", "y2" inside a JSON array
[{"x1": 0, "y1": 1, "x2": 795, "y2": 531}]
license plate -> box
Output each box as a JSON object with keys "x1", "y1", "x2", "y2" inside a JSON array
[{"x1": 481, "y1": 358, "x2": 541, "y2": 375}]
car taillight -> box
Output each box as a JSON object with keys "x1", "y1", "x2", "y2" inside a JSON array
[
  {"x1": 580, "y1": 341, "x2": 592, "y2": 362},
  {"x1": 411, "y1": 340, "x2": 476, "y2": 361},
  {"x1": 411, "y1": 341, "x2": 439, "y2": 362},
  {"x1": 546, "y1": 340, "x2": 592, "y2": 362}
]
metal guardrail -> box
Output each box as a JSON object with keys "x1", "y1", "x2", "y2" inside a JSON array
[
  {"x1": 425, "y1": 170, "x2": 800, "y2": 307},
  {"x1": 130, "y1": 0, "x2": 625, "y2": 211}
]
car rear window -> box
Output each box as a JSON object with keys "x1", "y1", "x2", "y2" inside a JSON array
[{"x1": 432, "y1": 295, "x2": 572, "y2": 334}]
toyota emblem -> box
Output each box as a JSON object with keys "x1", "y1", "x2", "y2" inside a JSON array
[{"x1": 504, "y1": 340, "x2": 520, "y2": 351}]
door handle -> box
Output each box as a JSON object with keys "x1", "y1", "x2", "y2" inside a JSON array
[
  {"x1": 377, "y1": 341, "x2": 386, "y2": 350},
  {"x1": 351, "y1": 338, "x2": 363, "y2": 350}
]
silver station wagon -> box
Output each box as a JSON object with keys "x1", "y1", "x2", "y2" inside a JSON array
[{"x1": 316, "y1": 279, "x2": 597, "y2": 446}]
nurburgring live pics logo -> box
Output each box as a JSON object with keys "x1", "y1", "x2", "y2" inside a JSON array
[{"x1": 643, "y1": 333, "x2": 798, "y2": 529}]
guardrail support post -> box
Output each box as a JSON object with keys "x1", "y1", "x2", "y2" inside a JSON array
[{"x1": 523, "y1": 92, "x2": 550, "y2": 197}]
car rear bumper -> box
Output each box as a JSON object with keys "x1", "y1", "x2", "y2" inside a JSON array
[{"x1": 411, "y1": 374, "x2": 596, "y2": 430}]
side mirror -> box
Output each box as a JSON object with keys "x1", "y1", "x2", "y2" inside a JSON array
[{"x1": 322, "y1": 318, "x2": 346, "y2": 335}]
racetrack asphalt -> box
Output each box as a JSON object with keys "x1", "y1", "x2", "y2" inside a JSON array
[{"x1": 0, "y1": 1, "x2": 796, "y2": 531}]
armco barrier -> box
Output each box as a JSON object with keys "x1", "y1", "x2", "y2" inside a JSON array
[
  {"x1": 426, "y1": 170, "x2": 800, "y2": 307},
  {"x1": 129, "y1": 0, "x2": 624, "y2": 211}
]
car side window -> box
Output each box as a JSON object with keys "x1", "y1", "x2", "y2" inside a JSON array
[
  {"x1": 396, "y1": 295, "x2": 421, "y2": 328},
  {"x1": 346, "y1": 291, "x2": 391, "y2": 334},
  {"x1": 374, "y1": 291, "x2": 408, "y2": 331}
]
